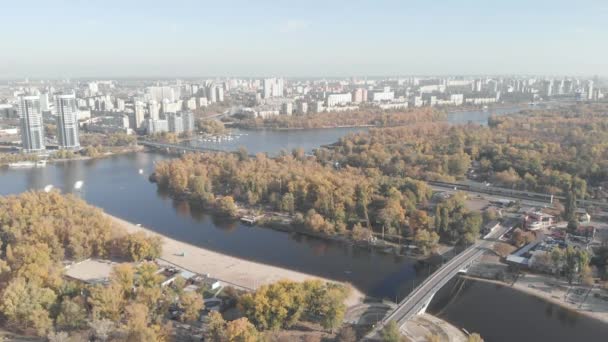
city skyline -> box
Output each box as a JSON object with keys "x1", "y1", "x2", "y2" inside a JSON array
[{"x1": 2, "y1": 0, "x2": 607, "y2": 78}]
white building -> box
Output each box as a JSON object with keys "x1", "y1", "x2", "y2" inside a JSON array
[
  {"x1": 326, "y1": 93, "x2": 352, "y2": 107},
  {"x1": 133, "y1": 101, "x2": 146, "y2": 129},
  {"x1": 370, "y1": 91, "x2": 394, "y2": 102},
  {"x1": 146, "y1": 86, "x2": 177, "y2": 102},
  {"x1": 18, "y1": 95, "x2": 45, "y2": 152},
  {"x1": 146, "y1": 119, "x2": 169, "y2": 135},
  {"x1": 148, "y1": 100, "x2": 160, "y2": 121},
  {"x1": 182, "y1": 111, "x2": 195, "y2": 132},
  {"x1": 263, "y1": 78, "x2": 284, "y2": 98},
  {"x1": 55, "y1": 93, "x2": 80, "y2": 149},
  {"x1": 167, "y1": 112, "x2": 184, "y2": 134}
]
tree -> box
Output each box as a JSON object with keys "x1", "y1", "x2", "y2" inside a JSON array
[
  {"x1": 56, "y1": 297, "x2": 87, "y2": 330},
  {"x1": 206, "y1": 311, "x2": 227, "y2": 341},
  {"x1": 318, "y1": 286, "x2": 349, "y2": 332},
  {"x1": 110, "y1": 263, "x2": 135, "y2": 299},
  {"x1": 0, "y1": 277, "x2": 56, "y2": 336},
  {"x1": 89, "y1": 319, "x2": 114, "y2": 342},
  {"x1": 409, "y1": 210, "x2": 430, "y2": 233},
  {"x1": 381, "y1": 320, "x2": 405, "y2": 342},
  {"x1": 125, "y1": 232, "x2": 163, "y2": 262},
  {"x1": 564, "y1": 190, "x2": 577, "y2": 222},
  {"x1": 550, "y1": 247, "x2": 564, "y2": 274},
  {"x1": 217, "y1": 196, "x2": 238, "y2": 217},
  {"x1": 352, "y1": 223, "x2": 372, "y2": 242},
  {"x1": 179, "y1": 291, "x2": 204, "y2": 322},
  {"x1": 413, "y1": 229, "x2": 440, "y2": 255},
  {"x1": 336, "y1": 326, "x2": 357, "y2": 342},
  {"x1": 225, "y1": 317, "x2": 259, "y2": 342},
  {"x1": 124, "y1": 303, "x2": 157, "y2": 342},
  {"x1": 88, "y1": 283, "x2": 123, "y2": 320},
  {"x1": 494, "y1": 242, "x2": 515, "y2": 258}
]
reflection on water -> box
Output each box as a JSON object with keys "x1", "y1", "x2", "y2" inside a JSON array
[
  {"x1": 0, "y1": 151, "x2": 423, "y2": 299},
  {"x1": 428, "y1": 277, "x2": 608, "y2": 342}
]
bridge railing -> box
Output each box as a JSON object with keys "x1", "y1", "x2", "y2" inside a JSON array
[{"x1": 381, "y1": 243, "x2": 479, "y2": 325}]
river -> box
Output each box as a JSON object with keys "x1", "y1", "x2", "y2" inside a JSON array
[{"x1": 1, "y1": 107, "x2": 603, "y2": 341}]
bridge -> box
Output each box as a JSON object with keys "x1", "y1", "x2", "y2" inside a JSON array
[{"x1": 367, "y1": 222, "x2": 511, "y2": 340}]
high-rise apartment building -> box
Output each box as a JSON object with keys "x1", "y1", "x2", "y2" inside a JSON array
[
  {"x1": 55, "y1": 93, "x2": 80, "y2": 149},
  {"x1": 18, "y1": 95, "x2": 45, "y2": 152},
  {"x1": 133, "y1": 101, "x2": 146, "y2": 129},
  {"x1": 148, "y1": 100, "x2": 160, "y2": 121}
]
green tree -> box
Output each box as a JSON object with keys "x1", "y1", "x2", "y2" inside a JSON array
[
  {"x1": 0, "y1": 277, "x2": 56, "y2": 336},
  {"x1": 56, "y1": 297, "x2": 87, "y2": 330},
  {"x1": 110, "y1": 263, "x2": 135, "y2": 299},
  {"x1": 88, "y1": 283, "x2": 123, "y2": 320},
  {"x1": 179, "y1": 291, "x2": 204, "y2": 322},
  {"x1": 217, "y1": 196, "x2": 238, "y2": 217},
  {"x1": 225, "y1": 317, "x2": 259, "y2": 342},
  {"x1": 381, "y1": 320, "x2": 405, "y2": 342},
  {"x1": 414, "y1": 229, "x2": 440, "y2": 255}
]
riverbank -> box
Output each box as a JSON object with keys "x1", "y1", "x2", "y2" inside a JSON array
[
  {"x1": 231, "y1": 124, "x2": 376, "y2": 131},
  {"x1": 0, "y1": 145, "x2": 143, "y2": 167},
  {"x1": 108, "y1": 213, "x2": 365, "y2": 307},
  {"x1": 462, "y1": 274, "x2": 608, "y2": 324}
]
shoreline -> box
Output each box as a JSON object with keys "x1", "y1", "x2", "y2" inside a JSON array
[
  {"x1": 107, "y1": 213, "x2": 365, "y2": 307},
  {"x1": 461, "y1": 275, "x2": 608, "y2": 325},
  {"x1": 232, "y1": 124, "x2": 375, "y2": 131}
]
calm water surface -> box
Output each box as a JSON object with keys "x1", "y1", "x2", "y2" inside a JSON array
[{"x1": 428, "y1": 277, "x2": 608, "y2": 342}]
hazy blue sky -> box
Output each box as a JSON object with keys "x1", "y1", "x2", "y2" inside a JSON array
[{"x1": 1, "y1": 0, "x2": 607, "y2": 78}]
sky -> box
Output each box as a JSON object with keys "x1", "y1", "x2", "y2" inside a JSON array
[{"x1": 1, "y1": 0, "x2": 607, "y2": 78}]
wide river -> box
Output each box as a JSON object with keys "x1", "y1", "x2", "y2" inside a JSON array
[{"x1": 1, "y1": 106, "x2": 605, "y2": 341}]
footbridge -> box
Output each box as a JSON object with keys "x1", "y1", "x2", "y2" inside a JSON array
[{"x1": 367, "y1": 223, "x2": 510, "y2": 339}]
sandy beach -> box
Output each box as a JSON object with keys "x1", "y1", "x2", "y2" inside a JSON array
[{"x1": 108, "y1": 214, "x2": 364, "y2": 306}]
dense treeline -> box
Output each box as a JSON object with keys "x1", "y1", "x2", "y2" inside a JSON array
[
  {"x1": 0, "y1": 192, "x2": 162, "y2": 337},
  {"x1": 152, "y1": 152, "x2": 435, "y2": 242},
  {"x1": 238, "y1": 280, "x2": 350, "y2": 333},
  {"x1": 235, "y1": 107, "x2": 444, "y2": 129},
  {"x1": 319, "y1": 104, "x2": 608, "y2": 197}
]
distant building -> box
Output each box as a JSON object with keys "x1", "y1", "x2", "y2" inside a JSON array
[
  {"x1": 296, "y1": 101, "x2": 308, "y2": 115},
  {"x1": 326, "y1": 93, "x2": 352, "y2": 107},
  {"x1": 182, "y1": 111, "x2": 195, "y2": 132},
  {"x1": 55, "y1": 93, "x2": 80, "y2": 149},
  {"x1": 133, "y1": 101, "x2": 146, "y2": 129},
  {"x1": 216, "y1": 87, "x2": 224, "y2": 102},
  {"x1": 352, "y1": 88, "x2": 367, "y2": 103},
  {"x1": 370, "y1": 90, "x2": 394, "y2": 102},
  {"x1": 281, "y1": 102, "x2": 293, "y2": 115},
  {"x1": 263, "y1": 78, "x2": 284, "y2": 98},
  {"x1": 18, "y1": 95, "x2": 45, "y2": 152},
  {"x1": 167, "y1": 112, "x2": 184, "y2": 134},
  {"x1": 146, "y1": 119, "x2": 169, "y2": 135},
  {"x1": 148, "y1": 100, "x2": 160, "y2": 121}
]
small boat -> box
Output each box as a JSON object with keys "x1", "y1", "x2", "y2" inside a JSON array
[{"x1": 138, "y1": 169, "x2": 144, "y2": 174}]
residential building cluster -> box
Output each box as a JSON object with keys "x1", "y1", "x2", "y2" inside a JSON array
[{"x1": 0, "y1": 75, "x2": 605, "y2": 153}]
